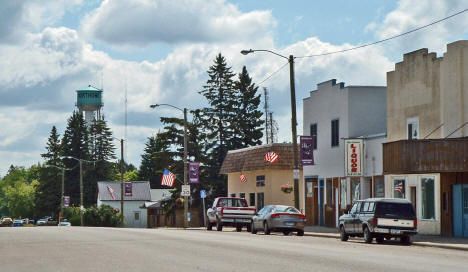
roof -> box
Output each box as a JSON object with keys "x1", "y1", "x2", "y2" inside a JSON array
[
  {"x1": 97, "y1": 181, "x2": 151, "y2": 201},
  {"x1": 219, "y1": 143, "x2": 302, "y2": 174},
  {"x1": 77, "y1": 85, "x2": 102, "y2": 92},
  {"x1": 355, "y1": 198, "x2": 412, "y2": 204},
  {"x1": 150, "y1": 189, "x2": 172, "y2": 201},
  {"x1": 143, "y1": 195, "x2": 172, "y2": 209}
]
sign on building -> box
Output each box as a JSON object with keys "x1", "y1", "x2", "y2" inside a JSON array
[
  {"x1": 63, "y1": 196, "x2": 70, "y2": 207},
  {"x1": 188, "y1": 162, "x2": 200, "y2": 184},
  {"x1": 181, "y1": 185, "x2": 191, "y2": 197},
  {"x1": 345, "y1": 139, "x2": 363, "y2": 176},
  {"x1": 124, "y1": 182, "x2": 132, "y2": 196},
  {"x1": 300, "y1": 136, "x2": 315, "y2": 166}
]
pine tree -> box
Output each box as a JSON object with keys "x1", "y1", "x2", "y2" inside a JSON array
[
  {"x1": 233, "y1": 66, "x2": 264, "y2": 149},
  {"x1": 36, "y1": 126, "x2": 62, "y2": 217},
  {"x1": 60, "y1": 111, "x2": 89, "y2": 207},
  {"x1": 139, "y1": 134, "x2": 173, "y2": 189}
]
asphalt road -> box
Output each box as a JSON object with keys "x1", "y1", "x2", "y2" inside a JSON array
[{"x1": 1, "y1": 227, "x2": 467, "y2": 272}]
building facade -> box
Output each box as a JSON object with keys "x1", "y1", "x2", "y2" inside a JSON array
[
  {"x1": 220, "y1": 144, "x2": 304, "y2": 212},
  {"x1": 302, "y1": 79, "x2": 387, "y2": 227},
  {"x1": 384, "y1": 40, "x2": 468, "y2": 237}
]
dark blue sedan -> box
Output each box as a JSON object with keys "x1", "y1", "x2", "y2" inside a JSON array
[{"x1": 13, "y1": 219, "x2": 23, "y2": 227}]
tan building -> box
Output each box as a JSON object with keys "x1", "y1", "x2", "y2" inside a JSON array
[
  {"x1": 384, "y1": 40, "x2": 468, "y2": 237},
  {"x1": 220, "y1": 144, "x2": 304, "y2": 212}
]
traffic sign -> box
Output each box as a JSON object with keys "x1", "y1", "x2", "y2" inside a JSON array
[
  {"x1": 200, "y1": 190, "x2": 206, "y2": 199},
  {"x1": 293, "y1": 169, "x2": 300, "y2": 179},
  {"x1": 181, "y1": 185, "x2": 190, "y2": 197}
]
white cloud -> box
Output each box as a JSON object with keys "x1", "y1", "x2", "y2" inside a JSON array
[{"x1": 80, "y1": 0, "x2": 274, "y2": 47}]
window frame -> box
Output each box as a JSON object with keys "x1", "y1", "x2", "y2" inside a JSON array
[
  {"x1": 420, "y1": 176, "x2": 436, "y2": 221},
  {"x1": 310, "y1": 123, "x2": 317, "y2": 150},
  {"x1": 249, "y1": 193, "x2": 255, "y2": 207},
  {"x1": 406, "y1": 117, "x2": 419, "y2": 140},
  {"x1": 331, "y1": 119, "x2": 339, "y2": 147},
  {"x1": 392, "y1": 177, "x2": 406, "y2": 199}
]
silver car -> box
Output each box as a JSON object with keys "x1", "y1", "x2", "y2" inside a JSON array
[{"x1": 250, "y1": 205, "x2": 306, "y2": 236}]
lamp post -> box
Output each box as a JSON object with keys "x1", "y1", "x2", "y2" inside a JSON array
[
  {"x1": 241, "y1": 49, "x2": 300, "y2": 209},
  {"x1": 150, "y1": 103, "x2": 189, "y2": 228},
  {"x1": 44, "y1": 164, "x2": 76, "y2": 223},
  {"x1": 61, "y1": 156, "x2": 99, "y2": 226}
]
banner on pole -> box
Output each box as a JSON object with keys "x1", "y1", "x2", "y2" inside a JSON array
[
  {"x1": 124, "y1": 182, "x2": 132, "y2": 196},
  {"x1": 189, "y1": 162, "x2": 200, "y2": 184},
  {"x1": 300, "y1": 136, "x2": 315, "y2": 166},
  {"x1": 63, "y1": 196, "x2": 70, "y2": 207}
]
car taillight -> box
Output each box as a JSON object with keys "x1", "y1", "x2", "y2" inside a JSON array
[
  {"x1": 298, "y1": 214, "x2": 306, "y2": 220},
  {"x1": 373, "y1": 217, "x2": 378, "y2": 226},
  {"x1": 220, "y1": 207, "x2": 224, "y2": 216},
  {"x1": 414, "y1": 219, "x2": 417, "y2": 228},
  {"x1": 271, "y1": 213, "x2": 280, "y2": 218}
]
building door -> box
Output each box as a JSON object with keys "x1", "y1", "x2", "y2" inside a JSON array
[
  {"x1": 410, "y1": 186, "x2": 417, "y2": 213},
  {"x1": 453, "y1": 184, "x2": 468, "y2": 238},
  {"x1": 257, "y1": 192, "x2": 264, "y2": 211},
  {"x1": 318, "y1": 179, "x2": 324, "y2": 226},
  {"x1": 305, "y1": 178, "x2": 318, "y2": 225}
]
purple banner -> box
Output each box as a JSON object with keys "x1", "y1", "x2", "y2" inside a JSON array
[
  {"x1": 189, "y1": 162, "x2": 200, "y2": 184},
  {"x1": 300, "y1": 136, "x2": 315, "y2": 166},
  {"x1": 63, "y1": 196, "x2": 70, "y2": 207},
  {"x1": 124, "y1": 182, "x2": 132, "y2": 196}
]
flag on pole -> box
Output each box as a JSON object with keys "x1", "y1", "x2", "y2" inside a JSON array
[
  {"x1": 107, "y1": 185, "x2": 116, "y2": 200},
  {"x1": 240, "y1": 173, "x2": 247, "y2": 183},
  {"x1": 265, "y1": 150, "x2": 279, "y2": 163},
  {"x1": 161, "y1": 169, "x2": 176, "y2": 187}
]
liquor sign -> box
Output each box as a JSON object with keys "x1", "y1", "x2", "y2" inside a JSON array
[
  {"x1": 345, "y1": 139, "x2": 363, "y2": 177},
  {"x1": 63, "y1": 196, "x2": 70, "y2": 207},
  {"x1": 188, "y1": 162, "x2": 200, "y2": 184},
  {"x1": 124, "y1": 182, "x2": 132, "y2": 196},
  {"x1": 300, "y1": 136, "x2": 315, "y2": 166}
]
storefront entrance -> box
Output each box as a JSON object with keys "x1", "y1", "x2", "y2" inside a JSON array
[{"x1": 453, "y1": 184, "x2": 468, "y2": 238}]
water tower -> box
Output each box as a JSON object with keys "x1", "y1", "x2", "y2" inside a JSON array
[{"x1": 76, "y1": 85, "x2": 103, "y2": 125}]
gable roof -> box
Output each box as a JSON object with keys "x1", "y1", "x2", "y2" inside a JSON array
[
  {"x1": 219, "y1": 143, "x2": 302, "y2": 174},
  {"x1": 97, "y1": 181, "x2": 151, "y2": 201}
]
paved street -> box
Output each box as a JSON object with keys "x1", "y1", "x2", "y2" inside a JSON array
[{"x1": 1, "y1": 227, "x2": 467, "y2": 272}]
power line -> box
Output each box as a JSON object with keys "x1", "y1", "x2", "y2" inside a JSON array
[
  {"x1": 257, "y1": 61, "x2": 289, "y2": 85},
  {"x1": 296, "y1": 8, "x2": 468, "y2": 59}
]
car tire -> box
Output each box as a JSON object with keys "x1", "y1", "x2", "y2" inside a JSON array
[
  {"x1": 216, "y1": 218, "x2": 223, "y2": 231},
  {"x1": 251, "y1": 221, "x2": 257, "y2": 234},
  {"x1": 376, "y1": 236, "x2": 384, "y2": 244},
  {"x1": 363, "y1": 226, "x2": 373, "y2": 244},
  {"x1": 297, "y1": 230, "x2": 304, "y2": 236},
  {"x1": 206, "y1": 221, "x2": 212, "y2": 231},
  {"x1": 236, "y1": 225, "x2": 242, "y2": 232},
  {"x1": 283, "y1": 230, "x2": 290, "y2": 236},
  {"x1": 400, "y1": 235, "x2": 411, "y2": 245},
  {"x1": 340, "y1": 225, "x2": 349, "y2": 242},
  {"x1": 263, "y1": 222, "x2": 270, "y2": 235}
]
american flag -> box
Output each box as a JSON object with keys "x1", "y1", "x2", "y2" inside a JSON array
[
  {"x1": 240, "y1": 173, "x2": 247, "y2": 183},
  {"x1": 265, "y1": 150, "x2": 279, "y2": 163},
  {"x1": 161, "y1": 169, "x2": 175, "y2": 187},
  {"x1": 395, "y1": 182, "x2": 404, "y2": 194},
  {"x1": 107, "y1": 185, "x2": 116, "y2": 200}
]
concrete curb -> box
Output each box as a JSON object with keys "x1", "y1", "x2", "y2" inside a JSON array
[{"x1": 304, "y1": 232, "x2": 468, "y2": 251}]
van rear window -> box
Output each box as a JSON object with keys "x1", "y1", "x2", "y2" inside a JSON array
[{"x1": 375, "y1": 202, "x2": 415, "y2": 217}]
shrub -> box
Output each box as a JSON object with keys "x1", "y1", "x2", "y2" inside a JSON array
[{"x1": 83, "y1": 205, "x2": 122, "y2": 227}]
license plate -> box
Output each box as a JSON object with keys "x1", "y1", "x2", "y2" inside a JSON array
[
  {"x1": 390, "y1": 229, "x2": 401, "y2": 234},
  {"x1": 285, "y1": 222, "x2": 295, "y2": 226}
]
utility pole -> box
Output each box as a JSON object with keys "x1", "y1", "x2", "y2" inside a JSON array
[
  {"x1": 289, "y1": 55, "x2": 300, "y2": 209},
  {"x1": 60, "y1": 168, "x2": 64, "y2": 223},
  {"x1": 120, "y1": 139, "x2": 125, "y2": 227},
  {"x1": 183, "y1": 108, "x2": 189, "y2": 228},
  {"x1": 79, "y1": 159, "x2": 84, "y2": 226}
]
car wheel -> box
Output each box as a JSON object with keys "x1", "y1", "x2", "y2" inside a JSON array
[
  {"x1": 206, "y1": 221, "x2": 212, "y2": 231},
  {"x1": 263, "y1": 221, "x2": 270, "y2": 235},
  {"x1": 376, "y1": 236, "x2": 384, "y2": 244},
  {"x1": 400, "y1": 235, "x2": 411, "y2": 245},
  {"x1": 339, "y1": 225, "x2": 349, "y2": 241},
  {"x1": 251, "y1": 221, "x2": 257, "y2": 234},
  {"x1": 236, "y1": 225, "x2": 242, "y2": 232},
  {"x1": 363, "y1": 226, "x2": 373, "y2": 244},
  {"x1": 297, "y1": 230, "x2": 304, "y2": 236},
  {"x1": 283, "y1": 230, "x2": 290, "y2": 236},
  {"x1": 216, "y1": 218, "x2": 223, "y2": 231}
]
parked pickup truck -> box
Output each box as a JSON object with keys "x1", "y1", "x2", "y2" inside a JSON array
[{"x1": 206, "y1": 197, "x2": 256, "y2": 232}]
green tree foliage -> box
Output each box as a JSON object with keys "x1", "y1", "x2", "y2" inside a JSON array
[
  {"x1": 139, "y1": 135, "x2": 173, "y2": 189},
  {"x1": 60, "y1": 111, "x2": 89, "y2": 207},
  {"x1": 36, "y1": 126, "x2": 63, "y2": 217}
]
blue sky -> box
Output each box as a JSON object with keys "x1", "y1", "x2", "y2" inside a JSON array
[{"x1": 0, "y1": 0, "x2": 467, "y2": 177}]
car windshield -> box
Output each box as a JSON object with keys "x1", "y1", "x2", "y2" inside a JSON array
[
  {"x1": 218, "y1": 198, "x2": 248, "y2": 207},
  {"x1": 273, "y1": 205, "x2": 300, "y2": 213},
  {"x1": 375, "y1": 202, "x2": 415, "y2": 217}
]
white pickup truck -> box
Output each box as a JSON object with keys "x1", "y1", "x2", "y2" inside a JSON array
[{"x1": 206, "y1": 197, "x2": 256, "y2": 232}]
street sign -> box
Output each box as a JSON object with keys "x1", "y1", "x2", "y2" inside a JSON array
[
  {"x1": 188, "y1": 212, "x2": 191, "y2": 222},
  {"x1": 181, "y1": 185, "x2": 191, "y2": 197},
  {"x1": 293, "y1": 169, "x2": 300, "y2": 179},
  {"x1": 200, "y1": 190, "x2": 206, "y2": 199}
]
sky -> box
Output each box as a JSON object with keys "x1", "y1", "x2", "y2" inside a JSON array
[{"x1": 0, "y1": 0, "x2": 467, "y2": 177}]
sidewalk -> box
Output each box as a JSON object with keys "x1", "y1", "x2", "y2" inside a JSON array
[{"x1": 304, "y1": 226, "x2": 468, "y2": 251}]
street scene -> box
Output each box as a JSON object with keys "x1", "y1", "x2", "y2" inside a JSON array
[{"x1": 1, "y1": 1, "x2": 468, "y2": 271}]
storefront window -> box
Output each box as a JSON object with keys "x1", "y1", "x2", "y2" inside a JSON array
[
  {"x1": 326, "y1": 180, "x2": 332, "y2": 205},
  {"x1": 340, "y1": 179, "x2": 347, "y2": 209},
  {"x1": 421, "y1": 177, "x2": 435, "y2": 220},
  {"x1": 393, "y1": 178, "x2": 405, "y2": 199},
  {"x1": 351, "y1": 179, "x2": 360, "y2": 202},
  {"x1": 374, "y1": 177, "x2": 385, "y2": 198}
]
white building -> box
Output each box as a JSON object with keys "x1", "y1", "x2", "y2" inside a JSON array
[
  {"x1": 97, "y1": 181, "x2": 151, "y2": 228},
  {"x1": 302, "y1": 79, "x2": 386, "y2": 227}
]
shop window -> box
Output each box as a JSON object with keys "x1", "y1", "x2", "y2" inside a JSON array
[
  {"x1": 306, "y1": 181, "x2": 313, "y2": 197},
  {"x1": 351, "y1": 179, "x2": 360, "y2": 201},
  {"x1": 374, "y1": 177, "x2": 385, "y2": 198},
  {"x1": 421, "y1": 177, "x2": 435, "y2": 220},
  {"x1": 340, "y1": 179, "x2": 347, "y2": 209},
  {"x1": 239, "y1": 193, "x2": 245, "y2": 199},
  {"x1": 326, "y1": 180, "x2": 332, "y2": 205},
  {"x1": 249, "y1": 193, "x2": 255, "y2": 207},
  {"x1": 393, "y1": 178, "x2": 405, "y2": 199}
]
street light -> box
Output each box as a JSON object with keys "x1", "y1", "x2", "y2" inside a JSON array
[
  {"x1": 61, "y1": 156, "x2": 100, "y2": 226},
  {"x1": 241, "y1": 49, "x2": 300, "y2": 209},
  {"x1": 44, "y1": 164, "x2": 77, "y2": 223},
  {"x1": 150, "y1": 103, "x2": 189, "y2": 228}
]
